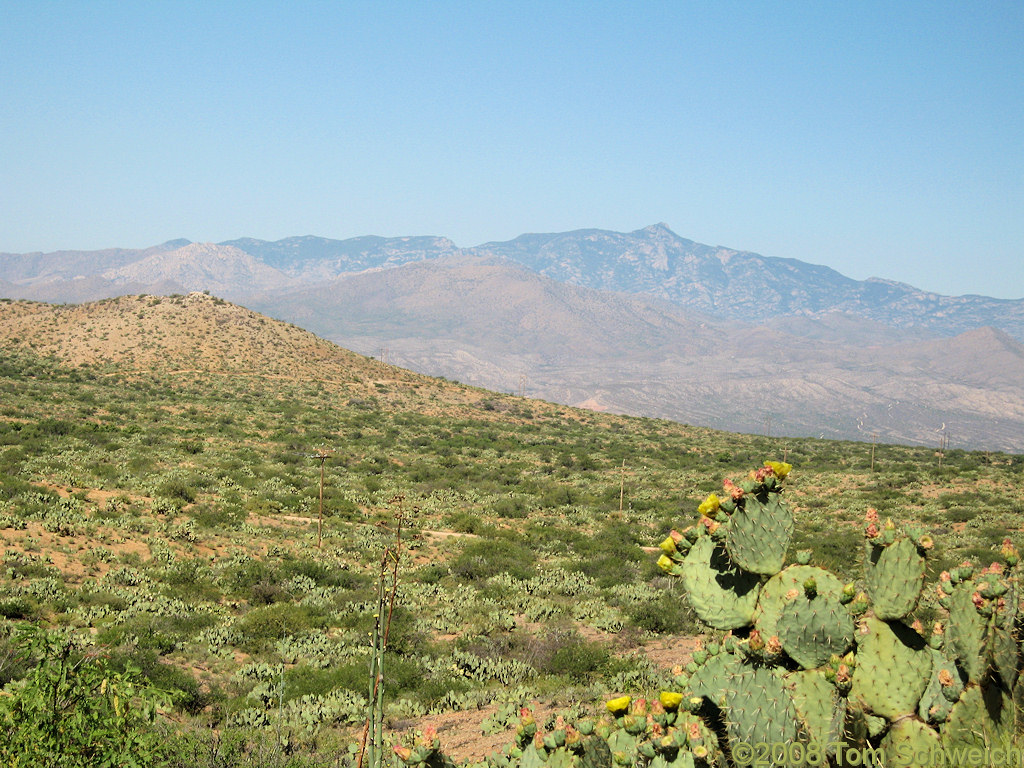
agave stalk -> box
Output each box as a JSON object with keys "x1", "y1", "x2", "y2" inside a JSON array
[{"x1": 357, "y1": 497, "x2": 406, "y2": 768}]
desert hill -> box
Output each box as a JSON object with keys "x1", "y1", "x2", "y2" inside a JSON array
[
  {"x1": 243, "y1": 258, "x2": 1024, "y2": 453},
  {"x1": 0, "y1": 294, "x2": 595, "y2": 427},
  {"x1": 3, "y1": 224, "x2": 1024, "y2": 451},
  {"x1": 0, "y1": 293, "x2": 356, "y2": 379}
]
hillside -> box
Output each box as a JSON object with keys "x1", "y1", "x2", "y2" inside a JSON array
[
  {"x1": 1, "y1": 295, "x2": 1022, "y2": 763},
  {"x1": 243, "y1": 257, "x2": 1024, "y2": 453},
  {"x1": 1, "y1": 293, "x2": 378, "y2": 379},
  {"x1": 4, "y1": 226, "x2": 1024, "y2": 453},
  {"x1": 0, "y1": 293, "x2": 550, "y2": 423}
]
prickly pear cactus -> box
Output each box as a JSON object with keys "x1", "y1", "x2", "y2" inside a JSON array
[
  {"x1": 401, "y1": 464, "x2": 1023, "y2": 768},
  {"x1": 863, "y1": 512, "x2": 927, "y2": 620},
  {"x1": 752, "y1": 564, "x2": 845, "y2": 639},
  {"x1": 849, "y1": 615, "x2": 932, "y2": 719},
  {"x1": 775, "y1": 587, "x2": 854, "y2": 670},
  {"x1": 677, "y1": 536, "x2": 760, "y2": 631},
  {"x1": 723, "y1": 476, "x2": 794, "y2": 576},
  {"x1": 653, "y1": 464, "x2": 1023, "y2": 767}
]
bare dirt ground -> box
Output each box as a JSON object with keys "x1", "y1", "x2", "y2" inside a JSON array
[
  {"x1": 388, "y1": 631, "x2": 699, "y2": 764},
  {"x1": 393, "y1": 702, "x2": 562, "y2": 764}
]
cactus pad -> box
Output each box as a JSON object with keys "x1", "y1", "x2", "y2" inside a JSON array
[
  {"x1": 879, "y1": 718, "x2": 941, "y2": 762},
  {"x1": 581, "y1": 737, "x2": 613, "y2": 768},
  {"x1": 720, "y1": 666, "x2": 801, "y2": 761},
  {"x1": 687, "y1": 647, "x2": 743, "y2": 703},
  {"x1": 777, "y1": 593, "x2": 854, "y2": 669},
  {"x1": 917, "y1": 648, "x2": 963, "y2": 724},
  {"x1": 992, "y1": 578, "x2": 1020, "y2": 690},
  {"x1": 864, "y1": 536, "x2": 925, "y2": 620},
  {"x1": 945, "y1": 581, "x2": 992, "y2": 684},
  {"x1": 725, "y1": 490, "x2": 794, "y2": 575},
  {"x1": 850, "y1": 617, "x2": 932, "y2": 720},
  {"x1": 680, "y1": 535, "x2": 761, "y2": 630},
  {"x1": 752, "y1": 565, "x2": 844, "y2": 640},
  {"x1": 942, "y1": 684, "x2": 1016, "y2": 752},
  {"x1": 787, "y1": 669, "x2": 845, "y2": 751}
]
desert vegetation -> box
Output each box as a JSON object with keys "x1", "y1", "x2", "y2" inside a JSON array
[{"x1": 0, "y1": 296, "x2": 1021, "y2": 766}]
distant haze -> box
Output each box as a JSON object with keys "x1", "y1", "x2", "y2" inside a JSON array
[
  {"x1": 1, "y1": 4, "x2": 1022, "y2": 298},
  {"x1": 3, "y1": 224, "x2": 1024, "y2": 452}
]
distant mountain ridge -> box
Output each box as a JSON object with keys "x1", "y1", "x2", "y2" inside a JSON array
[
  {"x1": 468, "y1": 223, "x2": 1024, "y2": 340},
  {"x1": 242, "y1": 254, "x2": 1024, "y2": 453},
  {"x1": 3, "y1": 224, "x2": 1024, "y2": 451},
  {"x1": 220, "y1": 235, "x2": 459, "y2": 281},
  {"x1": 2, "y1": 224, "x2": 1021, "y2": 340}
]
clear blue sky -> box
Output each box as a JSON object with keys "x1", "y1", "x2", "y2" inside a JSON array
[{"x1": 2, "y1": 1, "x2": 1022, "y2": 298}]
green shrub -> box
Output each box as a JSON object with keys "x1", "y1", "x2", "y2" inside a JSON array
[
  {"x1": 0, "y1": 597, "x2": 38, "y2": 621},
  {"x1": 443, "y1": 511, "x2": 492, "y2": 535},
  {"x1": 235, "y1": 604, "x2": 326, "y2": 653},
  {"x1": 627, "y1": 591, "x2": 700, "y2": 635},
  {"x1": 284, "y1": 654, "x2": 424, "y2": 702},
  {"x1": 0, "y1": 627, "x2": 169, "y2": 766},
  {"x1": 492, "y1": 496, "x2": 529, "y2": 518},
  {"x1": 156, "y1": 478, "x2": 198, "y2": 505},
  {"x1": 451, "y1": 538, "x2": 536, "y2": 582},
  {"x1": 573, "y1": 521, "x2": 647, "y2": 588},
  {"x1": 111, "y1": 648, "x2": 209, "y2": 715},
  {"x1": 187, "y1": 502, "x2": 245, "y2": 529},
  {"x1": 536, "y1": 632, "x2": 610, "y2": 682}
]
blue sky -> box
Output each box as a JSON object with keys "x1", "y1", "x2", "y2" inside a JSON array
[{"x1": 2, "y1": 1, "x2": 1022, "y2": 298}]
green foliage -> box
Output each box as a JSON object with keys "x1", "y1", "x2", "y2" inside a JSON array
[
  {"x1": 235, "y1": 603, "x2": 327, "y2": 653},
  {"x1": 626, "y1": 590, "x2": 700, "y2": 635},
  {"x1": 0, "y1": 626, "x2": 169, "y2": 767},
  {"x1": 411, "y1": 463, "x2": 1024, "y2": 768},
  {"x1": 451, "y1": 537, "x2": 537, "y2": 582},
  {"x1": 542, "y1": 635, "x2": 611, "y2": 682},
  {"x1": 572, "y1": 521, "x2": 649, "y2": 589},
  {"x1": 2, "y1": 342, "x2": 1024, "y2": 765}
]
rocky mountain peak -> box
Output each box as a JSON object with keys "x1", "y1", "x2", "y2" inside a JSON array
[{"x1": 101, "y1": 242, "x2": 293, "y2": 296}]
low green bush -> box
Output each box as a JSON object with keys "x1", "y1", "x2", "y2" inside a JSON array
[
  {"x1": 451, "y1": 538, "x2": 536, "y2": 582},
  {"x1": 0, "y1": 627, "x2": 170, "y2": 766}
]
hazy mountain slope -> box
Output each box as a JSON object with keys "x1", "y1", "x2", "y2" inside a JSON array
[
  {"x1": 102, "y1": 243, "x2": 294, "y2": 297},
  {"x1": 501, "y1": 325, "x2": 1024, "y2": 452},
  {"x1": 246, "y1": 254, "x2": 715, "y2": 363},
  {"x1": 220, "y1": 234, "x2": 459, "y2": 280},
  {"x1": 0, "y1": 240, "x2": 189, "y2": 285},
  {"x1": 470, "y1": 224, "x2": 1024, "y2": 341},
  {"x1": 767, "y1": 312, "x2": 937, "y2": 345},
  {"x1": 1, "y1": 275, "x2": 190, "y2": 304},
  {"x1": 244, "y1": 257, "x2": 1024, "y2": 452},
  {"x1": 469, "y1": 223, "x2": 855, "y2": 315}
]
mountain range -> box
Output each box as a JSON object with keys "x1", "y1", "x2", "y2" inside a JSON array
[{"x1": 2, "y1": 224, "x2": 1023, "y2": 452}]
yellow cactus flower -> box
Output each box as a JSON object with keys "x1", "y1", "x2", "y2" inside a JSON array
[
  {"x1": 606, "y1": 695, "x2": 631, "y2": 715},
  {"x1": 657, "y1": 554, "x2": 676, "y2": 574},
  {"x1": 765, "y1": 461, "x2": 791, "y2": 479},
  {"x1": 697, "y1": 493, "x2": 721, "y2": 517},
  {"x1": 658, "y1": 691, "x2": 683, "y2": 711},
  {"x1": 659, "y1": 536, "x2": 677, "y2": 555}
]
